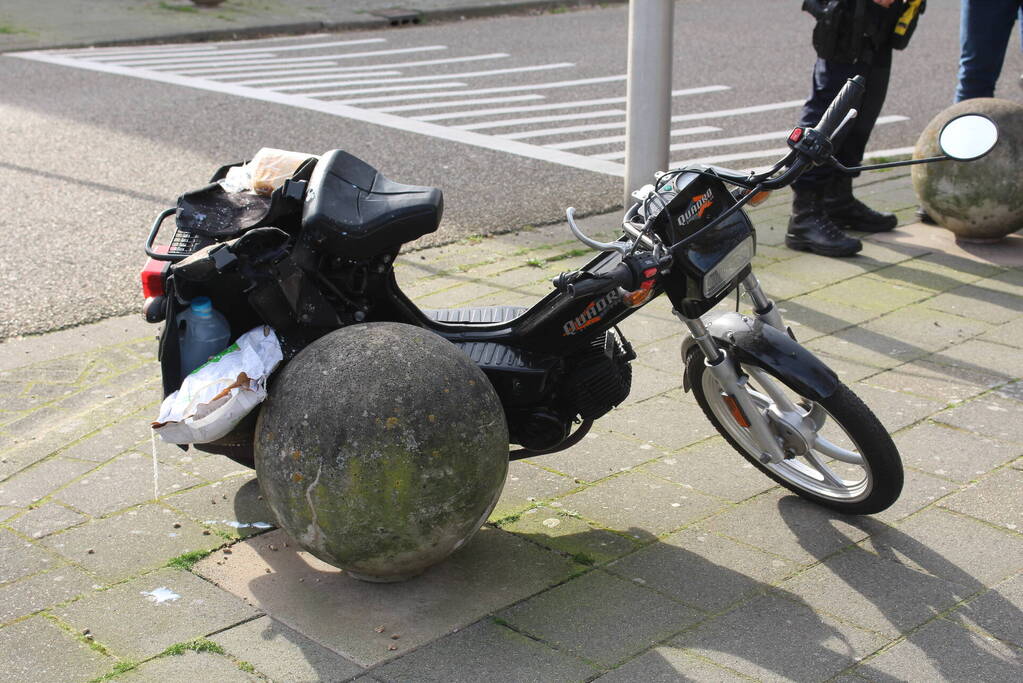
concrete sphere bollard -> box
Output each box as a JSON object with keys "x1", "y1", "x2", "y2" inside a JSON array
[
  {"x1": 254, "y1": 323, "x2": 509, "y2": 582},
  {"x1": 912, "y1": 98, "x2": 1023, "y2": 241}
]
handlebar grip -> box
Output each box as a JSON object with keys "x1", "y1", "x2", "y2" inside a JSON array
[
  {"x1": 811, "y1": 75, "x2": 866, "y2": 139},
  {"x1": 565, "y1": 262, "x2": 638, "y2": 298}
]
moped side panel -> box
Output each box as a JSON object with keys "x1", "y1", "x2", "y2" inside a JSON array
[{"x1": 681, "y1": 312, "x2": 839, "y2": 401}]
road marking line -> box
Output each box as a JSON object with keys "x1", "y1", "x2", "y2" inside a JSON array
[
  {"x1": 11, "y1": 51, "x2": 625, "y2": 177},
  {"x1": 674, "y1": 146, "x2": 917, "y2": 172},
  {"x1": 86, "y1": 39, "x2": 387, "y2": 63},
  {"x1": 408, "y1": 86, "x2": 730, "y2": 120},
  {"x1": 670, "y1": 99, "x2": 806, "y2": 121},
  {"x1": 144, "y1": 45, "x2": 449, "y2": 72},
  {"x1": 546, "y1": 125, "x2": 721, "y2": 150},
  {"x1": 458, "y1": 109, "x2": 627, "y2": 130},
  {"x1": 228, "y1": 53, "x2": 510, "y2": 84},
  {"x1": 373, "y1": 95, "x2": 548, "y2": 111},
  {"x1": 337, "y1": 74, "x2": 623, "y2": 106},
  {"x1": 307, "y1": 82, "x2": 471, "y2": 97},
  {"x1": 598, "y1": 115, "x2": 910, "y2": 160},
  {"x1": 272, "y1": 63, "x2": 575, "y2": 92}
]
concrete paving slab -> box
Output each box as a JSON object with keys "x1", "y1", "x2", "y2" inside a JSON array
[
  {"x1": 530, "y1": 431, "x2": 663, "y2": 484},
  {"x1": 57, "y1": 567, "x2": 259, "y2": 659},
  {"x1": 812, "y1": 276, "x2": 932, "y2": 315},
  {"x1": 864, "y1": 255, "x2": 997, "y2": 293},
  {"x1": 373, "y1": 618, "x2": 597, "y2": 682},
  {"x1": 0, "y1": 527, "x2": 63, "y2": 584},
  {"x1": 0, "y1": 565, "x2": 97, "y2": 625},
  {"x1": 558, "y1": 471, "x2": 725, "y2": 539},
  {"x1": 0, "y1": 616, "x2": 111, "y2": 683},
  {"x1": 213, "y1": 615, "x2": 364, "y2": 682},
  {"x1": 806, "y1": 325, "x2": 930, "y2": 370},
  {"x1": 979, "y1": 316, "x2": 1023, "y2": 349},
  {"x1": 6, "y1": 501, "x2": 87, "y2": 539},
  {"x1": 489, "y1": 459, "x2": 579, "y2": 521},
  {"x1": 923, "y1": 284, "x2": 1023, "y2": 325},
  {"x1": 626, "y1": 364, "x2": 682, "y2": 404},
  {"x1": 871, "y1": 221, "x2": 1023, "y2": 268},
  {"x1": 873, "y1": 467, "x2": 961, "y2": 526},
  {"x1": 702, "y1": 492, "x2": 886, "y2": 566},
  {"x1": 855, "y1": 617, "x2": 1023, "y2": 682},
  {"x1": 775, "y1": 547, "x2": 972, "y2": 639},
  {"x1": 944, "y1": 573, "x2": 1023, "y2": 649},
  {"x1": 499, "y1": 569, "x2": 703, "y2": 668},
  {"x1": 862, "y1": 358, "x2": 1002, "y2": 404},
  {"x1": 56, "y1": 450, "x2": 206, "y2": 516},
  {"x1": 194, "y1": 526, "x2": 576, "y2": 667},
  {"x1": 58, "y1": 416, "x2": 152, "y2": 463},
  {"x1": 893, "y1": 422, "x2": 1020, "y2": 483},
  {"x1": 637, "y1": 437, "x2": 777, "y2": 504},
  {"x1": 157, "y1": 444, "x2": 255, "y2": 482},
  {"x1": 846, "y1": 382, "x2": 946, "y2": 432},
  {"x1": 497, "y1": 504, "x2": 639, "y2": 564},
  {"x1": 857, "y1": 305, "x2": 993, "y2": 354},
  {"x1": 0, "y1": 456, "x2": 95, "y2": 508},
  {"x1": 162, "y1": 474, "x2": 276, "y2": 539},
  {"x1": 594, "y1": 646, "x2": 749, "y2": 682},
  {"x1": 600, "y1": 391, "x2": 718, "y2": 452},
  {"x1": 860, "y1": 508, "x2": 1023, "y2": 587},
  {"x1": 927, "y1": 338, "x2": 1023, "y2": 383},
  {"x1": 605, "y1": 526, "x2": 797, "y2": 613},
  {"x1": 669, "y1": 593, "x2": 888, "y2": 683},
  {"x1": 776, "y1": 294, "x2": 876, "y2": 339},
  {"x1": 116, "y1": 650, "x2": 258, "y2": 682},
  {"x1": 931, "y1": 394, "x2": 1023, "y2": 444},
  {"x1": 40, "y1": 503, "x2": 222, "y2": 584},
  {"x1": 939, "y1": 466, "x2": 1023, "y2": 532}
]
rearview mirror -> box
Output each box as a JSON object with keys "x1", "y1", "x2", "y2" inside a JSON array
[{"x1": 938, "y1": 114, "x2": 998, "y2": 161}]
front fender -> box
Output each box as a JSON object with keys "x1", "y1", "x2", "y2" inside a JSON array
[{"x1": 681, "y1": 312, "x2": 839, "y2": 402}]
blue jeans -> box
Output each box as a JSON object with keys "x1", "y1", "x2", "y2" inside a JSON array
[{"x1": 956, "y1": 0, "x2": 1023, "y2": 101}]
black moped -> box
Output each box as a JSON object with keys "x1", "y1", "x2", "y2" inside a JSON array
[{"x1": 142, "y1": 76, "x2": 998, "y2": 515}]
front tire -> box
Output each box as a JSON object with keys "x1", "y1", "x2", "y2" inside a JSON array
[{"x1": 686, "y1": 349, "x2": 902, "y2": 514}]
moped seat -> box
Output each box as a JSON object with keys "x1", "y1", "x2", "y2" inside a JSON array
[{"x1": 302, "y1": 150, "x2": 443, "y2": 258}]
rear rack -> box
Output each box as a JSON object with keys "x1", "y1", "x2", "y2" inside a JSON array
[{"x1": 145, "y1": 208, "x2": 215, "y2": 262}]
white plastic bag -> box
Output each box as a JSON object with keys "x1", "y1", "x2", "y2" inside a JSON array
[{"x1": 153, "y1": 326, "x2": 283, "y2": 445}]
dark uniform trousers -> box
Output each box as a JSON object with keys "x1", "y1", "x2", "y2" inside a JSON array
[{"x1": 793, "y1": 51, "x2": 893, "y2": 192}]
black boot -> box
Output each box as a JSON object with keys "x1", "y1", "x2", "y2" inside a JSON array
[
  {"x1": 786, "y1": 189, "x2": 862, "y2": 257},
  {"x1": 824, "y1": 175, "x2": 898, "y2": 233}
]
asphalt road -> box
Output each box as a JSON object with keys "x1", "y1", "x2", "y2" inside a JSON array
[{"x1": 0, "y1": 1, "x2": 1020, "y2": 338}]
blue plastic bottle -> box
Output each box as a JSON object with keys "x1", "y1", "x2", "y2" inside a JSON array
[{"x1": 178, "y1": 296, "x2": 231, "y2": 379}]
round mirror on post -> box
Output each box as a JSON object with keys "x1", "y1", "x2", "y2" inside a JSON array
[{"x1": 938, "y1": 114, "x2": 999, "y2": 161}]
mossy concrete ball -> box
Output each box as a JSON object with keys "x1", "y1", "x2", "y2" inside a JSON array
[
  {"x1": 912, "y1": 98, "x2": 1023, "y2": 241},
  {"x1": 254, "y1": 323, "x2": 509, "y2": 582}
]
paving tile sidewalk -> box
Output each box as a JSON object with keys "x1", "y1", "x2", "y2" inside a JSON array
[{"x1": 1, "y1": 170, "x2": 1022, "y2": 682}]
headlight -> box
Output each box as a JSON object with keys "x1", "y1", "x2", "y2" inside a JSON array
[{"x1": 702, "y1": 236, "x2": 755, "y2": 298}]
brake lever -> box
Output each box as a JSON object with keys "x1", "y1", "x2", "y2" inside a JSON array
[{"x1": 566, "y1": 207, "x2": 632, "y2": 256}]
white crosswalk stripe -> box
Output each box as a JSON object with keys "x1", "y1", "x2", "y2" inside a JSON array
[{"x1": 9, "y1": 34, "x2": 914, "y2": 178}]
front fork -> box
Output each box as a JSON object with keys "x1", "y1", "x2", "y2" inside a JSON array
[{"x1": 678, "y1": 273, "x2": 789, "y2": 464}]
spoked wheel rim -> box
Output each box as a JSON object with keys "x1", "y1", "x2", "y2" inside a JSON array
[{"x1": 699, "y1": 363, "x2": 873, "y2": 503}]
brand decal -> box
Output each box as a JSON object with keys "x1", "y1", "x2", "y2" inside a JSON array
[
  {"x1": 562, "y1": 289, "x2": 621, "y2": 336},
  {"x1": 676, "y1": 189, "x2": 714, "y2": 227}
]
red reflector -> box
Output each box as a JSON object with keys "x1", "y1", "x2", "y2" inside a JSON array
[
  {"x1": 643, "y1": 267, "x2": 658, "y2": 278},
  {"x1": 788, "y1": 127, "x2": 803, "y2": 143},
  {"x1": 140, "y1": 248, "x2": 170, "y2": 299}
]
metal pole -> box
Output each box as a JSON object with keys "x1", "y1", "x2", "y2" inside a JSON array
[{"x1": 624, "y1": 0, "x2": 674, "y2": 207}]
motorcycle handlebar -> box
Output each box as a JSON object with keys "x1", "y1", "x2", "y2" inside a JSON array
[{"x1": 811, "y1": 75, "x2": 865, "y2": 139}]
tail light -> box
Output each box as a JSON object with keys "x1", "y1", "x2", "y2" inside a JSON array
[{"x1": 140, "y1": 247, "x2": 170, "y2": 298}]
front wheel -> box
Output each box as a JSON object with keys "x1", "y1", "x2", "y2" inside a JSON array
[{"x1": 686, "y1": 349, "x2": 903, "y2": 515}]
